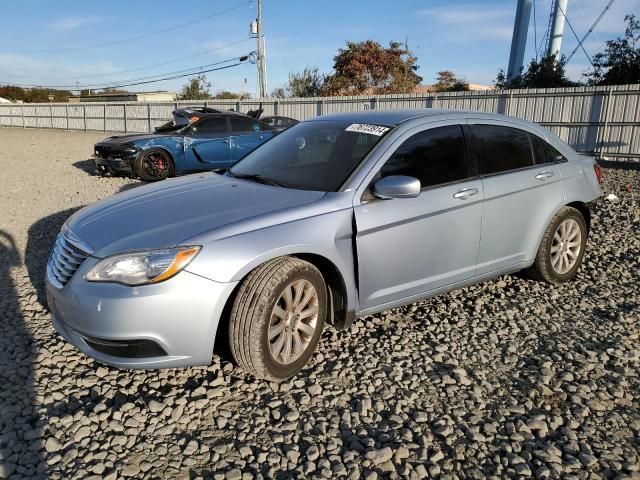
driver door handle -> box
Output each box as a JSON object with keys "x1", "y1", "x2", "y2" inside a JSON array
[
  {"x1": 535, "y1": 171, "x2": 554, "y2": 180},
  {"x1": 453, "y1": 188, "x2": 479, "y2": 200}
]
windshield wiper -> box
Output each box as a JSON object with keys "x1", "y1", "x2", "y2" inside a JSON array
[{"x1": 228, "y1": 172, "x2": 290, "y2": 188}]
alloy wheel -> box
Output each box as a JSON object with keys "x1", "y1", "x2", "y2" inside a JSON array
[
  {"x1": 551, "y1": 218, "x2": 582, "y2": 274},
  {"x1": 268, "y1": 279, "x2": 319, "y2": 365}
]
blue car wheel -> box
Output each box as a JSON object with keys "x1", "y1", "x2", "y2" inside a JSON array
[{"x1": 135, "y1": 149, "x2": 174, "y2": 182}]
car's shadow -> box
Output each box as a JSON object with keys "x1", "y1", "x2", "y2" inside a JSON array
[{"x1": 72, "y1": 159, "x2": 99, "y2": 176}]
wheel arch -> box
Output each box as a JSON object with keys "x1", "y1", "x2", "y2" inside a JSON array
[
  {"x1": 566, "y1": 200, "x2": 591, "y2": 232},
  {"x1": 219, "y1": 252, "x2": 354, "y2": 336}
]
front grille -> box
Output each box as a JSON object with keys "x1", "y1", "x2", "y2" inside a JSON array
[{"x1": 47, "y1": 234, "x2": 90, "y2": 288}]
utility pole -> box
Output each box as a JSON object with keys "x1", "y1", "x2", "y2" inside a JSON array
[
  {"x1": 547, "y1": 0, "x2": 569, "y2": 60},
  {"x1": 256, "y1": 0, "x2": 267, "y2": 98},
  {"x1": 506, "y1": 0, "x2": 533, "y2": 81}
]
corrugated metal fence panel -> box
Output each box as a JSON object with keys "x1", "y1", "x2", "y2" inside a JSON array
[{"x1": 1, "y1": 84, "x2": 638, "y2": 157}]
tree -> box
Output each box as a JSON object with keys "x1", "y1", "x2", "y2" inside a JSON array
[
  {"x1": 176, "y1": 73, "x2": 211, "y2": 100},
  {"x1": 214, "y1": 90, "x2": 249, "y2": 99},
  {"x1": 0, "y1": 85, "x2": 72, "y2": 102},
  {"x1": 269, "y1": 67, "x2": 326, "y2": 98},
  {"x1": 287, "y1": 67, "x2": 326, "y2": 97},
  {"x1": 432, "y1": 70, "x2": 469, "y2": 92},
  {"x1": 323, "y1": 40, "x2": 422, "y2": 95},
  {"x1": 270, "y1": 87, "x2": 286, "y2": 98},
  {"x1": 495, "y1": 54, "x2": 576, "y2": 89},
  {"x1": 585, "y1": 14, "x2": 640, "y2": 85}
]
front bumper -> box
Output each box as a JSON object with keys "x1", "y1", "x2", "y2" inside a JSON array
[
  {"x1": 46, "y1": 259, "x2": 238, "y2": 369},
  {"x1": 94, "y1": 155, "x2": 135, "y2": 174}
]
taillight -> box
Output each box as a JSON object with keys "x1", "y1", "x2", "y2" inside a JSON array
[{"x1": 593, "y1": 163, "x2": 603, "y2": 184}]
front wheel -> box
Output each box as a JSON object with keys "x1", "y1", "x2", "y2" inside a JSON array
[
  {"x1": 528, "y1": 206, "x2": 588, "y2": 283},
  {"x1": 134, "y1": 149, "x2": 173, "y2": 182},
  {"x1": 228, "y1": 257, "x2": 327, "y2": 381}
]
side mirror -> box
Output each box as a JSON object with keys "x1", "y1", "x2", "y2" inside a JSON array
[{"x1": 373, "y1": 175, "x2": 421, "y2": 199}]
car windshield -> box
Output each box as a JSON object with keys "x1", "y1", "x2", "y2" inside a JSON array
[{"x1": 228, "y1": 120, "x2": 391, "y2": 191}]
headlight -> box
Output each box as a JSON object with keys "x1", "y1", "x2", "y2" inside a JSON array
[{"x1": 85, "y1": 246, "x2": 201, "y2": 286}]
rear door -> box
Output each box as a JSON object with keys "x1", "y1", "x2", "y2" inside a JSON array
[
  {"x1": 354, "y1": 122, "x2": 484, "y2": 312},
  {"x1": 183, "y1": 117, "x2": 232, "y2": 169},
  {"x1": 229, "y1": 117, "x2": 273, "y2": 161},
  {"x1": 468, "y1": 121, "x2": 565, "y2": 275}
]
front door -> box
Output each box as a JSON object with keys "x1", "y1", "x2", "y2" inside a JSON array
[
  {"x1": 183, "y1": 117, "x2": 232, "y2": 170},
  {"x1": 354, "y1": 123, "x2": 484, "y2": 312}
]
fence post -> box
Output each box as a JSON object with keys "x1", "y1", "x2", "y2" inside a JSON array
[
  {"x1": 596, "y1": 88, "x2": 614, "y2": 159},
  {"x1": 21, "y1": 105, "x2": 25, "y2": 128},
  {"x1": 147, "y1": 103, "x2": 152, "y2": 133},
  {"x1": 371, "y1": 97, "x2": 378, "y2": 110},
  {"x1": 83, "y1": 105, "x2": 87, "y2": 132},
  {"x1": 236, "y1": 100, "x2": 241, "y2": 112},
  {"x1": 66, "y1": 105, "x2": 69, "y2": 130},
  {"x1": 317, "y1": 99, "x2": 324, "y2": 117},
  {"x1": 50, "y1": 104, "x2": 53, "y2": 129},
  {"x1": 123, "y1": 104, "x2": 128, "y2": 133},
  {"x1": 103, "y1": 104, "x2": 107, "y2": 132},
  {"x1": 274, "y1": 100, "x2": 279, "y2": 116}
]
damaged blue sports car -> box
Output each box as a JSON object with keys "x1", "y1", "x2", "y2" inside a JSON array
[{"x1": 93, "y1": 108, "x2": 277, "y2": 181}]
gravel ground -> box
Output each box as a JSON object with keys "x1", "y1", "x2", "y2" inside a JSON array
[{"x1": 0, "y1": 127, "x2": 639, "y2": 480}]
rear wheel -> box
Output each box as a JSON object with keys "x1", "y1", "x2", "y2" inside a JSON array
[
  {"x1": 134, "y1": 149, "x2": 173, "y2": 182},
  {"x1": 528, "y1": 206, "x2": 588, "y2": 283},
  {"x1": 228, "y1": 257, "x2": 327, "y2": 380}
]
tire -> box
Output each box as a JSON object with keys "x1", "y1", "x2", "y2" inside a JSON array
[
  {"x1": 134, "y1": 148, "x2": 173, "y2": 182},
  {"x1": 228, "y1": 257, "x2": 327, "y2": 381},
  {"x1": 527, "y1": 206, "x2": 588, "y2": 284}
]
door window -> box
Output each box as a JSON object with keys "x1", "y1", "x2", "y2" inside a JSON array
[
  {"x1": 231, "y1": 118, "x2": 260, "y2": 133},
  {"x1": 471, "y1": 124, "x2": 534, "y2": 175},
  {"x1": 380, "y1": 125, "x2": 469, "y2": 189},
  {"x1": 193, "y1": 118, "x2": 228, "y2": 135}
]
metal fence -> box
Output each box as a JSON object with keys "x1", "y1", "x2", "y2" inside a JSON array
[{"x1": 1, "y1": 84, "x2": 639, "y2": 159}]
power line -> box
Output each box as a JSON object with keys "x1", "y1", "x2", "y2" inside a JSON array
[
  {"x1": 556, "y1": 1, "x2": 596, "y2": 68},
  {"x1": 571, "y1": 0, "x2": 606, "y2": 51},
  {"x1": 4, "y1": 38, "x2": 253, "y2": 82},
  {"x1": 0, "y1": 54, "x2": 254, "y2": 90},
  {"x1": 565, "y1": 0, "x2": 616, "y2": 64},
  {"x1": 6, "y1": 2, "x2": 251, "y2": 54}
]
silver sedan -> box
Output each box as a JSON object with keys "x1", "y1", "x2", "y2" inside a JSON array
[{"x1": 46, "y1": 109, "x2": 603, "y2": 380}]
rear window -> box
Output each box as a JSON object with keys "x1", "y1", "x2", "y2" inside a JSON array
[{"x1": 471, "y1": 124, "x2": 534, "y2": 175}]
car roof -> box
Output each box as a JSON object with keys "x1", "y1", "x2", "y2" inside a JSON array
[{"x1": 310, "y1": 109, "x2": 526, "y2": 127}]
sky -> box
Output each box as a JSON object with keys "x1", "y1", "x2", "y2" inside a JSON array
[{"x1": 0, "y1": 0, "x2": 637, "y2": 96}]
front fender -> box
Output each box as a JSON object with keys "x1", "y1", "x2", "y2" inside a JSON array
[
  {"x1": 133, "y1": 136, "x2": 184, "y2": 166},
  {"x1": 184, "y1": 209, "x2": 359, "y2": 313}
]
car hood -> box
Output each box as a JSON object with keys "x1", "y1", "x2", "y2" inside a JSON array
[
  {"x1": 96, "y1": 133, "x2": 175, "y2": 146},
  {"x1": 65, "y1": 173, "x2": 325, "y2": 257}
]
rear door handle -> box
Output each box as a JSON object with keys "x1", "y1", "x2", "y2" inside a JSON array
[
  {"x1": 453, "y1": 188, "x2": 479, "y2": 200},
  {"x1": 535, "y1": 171, "x2": 554, "y2": 180}
]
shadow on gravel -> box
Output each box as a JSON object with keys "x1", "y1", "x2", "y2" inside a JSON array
[
  {"x1": 597, "y1": 159, "x2": 640, "y2": 171},
  {"x1": 25, "y1": 207, "x2": 82, "y2": 308},
  {"x1": 0, "y1": 230, "x2": 47, "y2": 479},
  {"x1": 118, "y1": 181, "x2": 147, "y2": 193},
  {"x1": 72, "y1": 159, "x2": 99, "y2": 176}
]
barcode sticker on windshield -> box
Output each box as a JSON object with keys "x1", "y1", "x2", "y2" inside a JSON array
[{"x1": 345, "y1": 124, "x2": 390, "y2": 136}]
